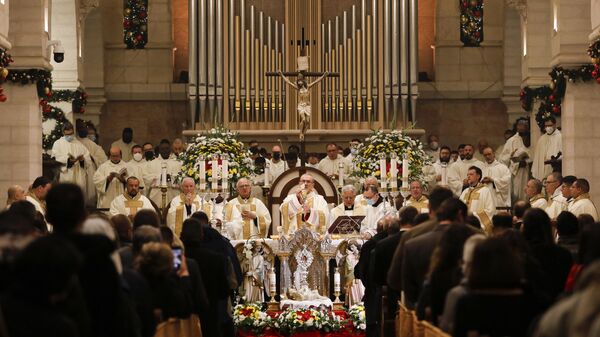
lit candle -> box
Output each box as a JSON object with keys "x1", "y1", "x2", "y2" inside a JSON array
[
  {"x1": 338, "y1": 162, "x2": 344, "y2": 187},
  {"x1": 402, "y1": 154, "x2": 409, "y2": 189},
  {"x1": 379, "y1": 156, "x2": 387, "y2": 189},
  {"x1": 198, "y1": 156, "x2": 206, "y2": 191},
  {"x1": 441, "y1": 162, "x2": 448, "y2": 186},
  {"x1": 334, "y1": 269, "x2": 341, "y2": 292},
  {"x1": 160, "y1": 162, "x2": 168, "y2": 187},
  {"x1": 264, "y1": 161, "x2": 270, "y2": 187},
  {"x1": 222, "y1": 155, "x2": 229, "y2": 191},
  {"x1": 390, "y1": 154, "x2": 398, "y2": 189},
  {"x1": 211, "y1": 155, "x2": 219, "y2": 191},
  {"x1": 269, "y1": 268, "x2": 277, "y2": 293}
]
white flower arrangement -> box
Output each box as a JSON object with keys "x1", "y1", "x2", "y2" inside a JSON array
[{"x1": 348, "y1": 303, "x2": 366, "y2": 331}]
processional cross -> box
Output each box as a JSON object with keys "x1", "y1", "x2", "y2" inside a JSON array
[{"x1": 266, "y1": 28, "x2": 339, "y2": 168}]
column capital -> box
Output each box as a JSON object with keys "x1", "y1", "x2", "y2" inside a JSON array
[{"x1": 506, "y1": 0, "x2": 527, "y2": 19}]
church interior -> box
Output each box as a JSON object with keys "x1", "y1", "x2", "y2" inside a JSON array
[{"x1": 1, "y1": 0, "x2": 600, "y2": 336}]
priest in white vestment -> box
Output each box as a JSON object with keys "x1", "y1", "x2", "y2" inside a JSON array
[
  {"x1": 361, "y1": 185, "x2": 395, "y2": 237},
  {"x1": 532, "y1": 118, "x2": 562, "y2": 181},
  {"x1": 268, "y1": 145, "x2": 287, "y2": 180},
  {"x1": 76, "y1": 122, "x2": 107, "y2": 206},
  {"x1": 330, "y1": 185, "x2": 367, "y2": 226},
  {"x1": 424, "y1": 146, "x2": 452, "y2": 190},
  {"x1": 544, "y1": 173, "x2": 568, "y2": 220},
  {"x1": 499, "y1": 119, "x2": 532, "y2": 203},
  {"x1": 317, "y1": 143, "x2": 351, "y2": 181},
  {"x1": 354, "y1": 177, "x2": 379, "y2": 205},
  {"x1": 52, "y1": 123, "x2": 93, "y2": 195},
  {"x1": 448, "y1": 144, "x2": 484, "y2": 196},
  {"x1": 26, "y1": 176, "x2": 52, "y2": 231},
  {"x1": 111, "y1": 127, "x2": 137, "y2": 162},
  {"x1": 109, "y1": 176, "x2": 154, "y2": 218},
  {"x1": 404, "y1": 181, "x2": 429, "y2": 214},
  {"x1": 127, "y1": 145, "x2": 148, "y2": 192},
  {"x1": 166, "y1": 177, "x2": 213, "y2": 236},
  {"x1": 424, "y1": 134, "x2": 440, "y2": 163},
  {"x1": 145, "y1": 140, "x2": 183, "y2": 207},
  {"x1": 94, "y1": 147, "x2": 131, "y2": 209},
  {"x1": 279, "y1": 174, "x2": 329, "y2": 235},
  {"x1": 525, "y1": 179, "x2": 548, "y2": 209},
  {"x1": 567, "y1": 178, "x2": 599, "y2": 221},
  {"x1": 460, "y1": 166, "x2": 496, "y2": 234},
  {"x1": 224, "y1": 178, "x2": 271, "y2": 240},
  {"x1": 481, "y1": 146, "x2": 512, "y2": 208}
]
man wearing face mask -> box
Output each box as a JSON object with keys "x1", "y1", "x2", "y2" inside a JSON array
[
  {"x1": 447, "y1": 144, "x2": 484, "y2": 196},
  {"x1": 75, "y1": 119, "x2": 107, "y2": 206},
  {"x1": 127, "y1": 145, "x2": 148, "y2": 191},
  {"x1": 145, "y1": 139, "x2": 183, "y2": 206},
  {"x1": 52, "y1": 122, "x2": 93, "y2": 195},
  {"x1": 93, "y1": 147, "x2": 131, "y2": 209},
  {"x1": 424, "y1": 134, "x2": 440, "y2": 162},
  {"x1": 499, "y1": 118, "x2": 532, "y2": 203},
  {"x1": 111, "y1": 127, "x2": 137, "y2": 162},
  {"x1": 346, "y1": 138, "x2": 361, "y2": 161},
  {"x1": 532, "y1": 117, "x2": 562, "y2": 181},
  {"x1": 361, "y1": 185, "x2": 395, "y2": 238},
  {"x1": 268, "y1": 145, "x2": 286, "y2": 180}
]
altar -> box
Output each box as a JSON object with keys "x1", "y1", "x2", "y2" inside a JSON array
[{"x1": 230, "y1": 226, "x2": 365, "y2": 310}]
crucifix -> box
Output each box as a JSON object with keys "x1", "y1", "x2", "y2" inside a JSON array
[{"x1": 266, "y1": 27, "x2": 339, "y2": 168}]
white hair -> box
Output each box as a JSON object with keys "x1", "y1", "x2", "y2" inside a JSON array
[
  {"x1": 181, "y1": 177, "x2": 195, "y2": 185},
  {"x1": 463, "y1": 234, "x2": 486, "y2": 264},
  {"x1": 341, "y1": 185, "x2": 356, "y2": 194}
]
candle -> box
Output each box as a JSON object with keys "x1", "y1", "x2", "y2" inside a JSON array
[
  {"x1": 402, "y1": 155, "x2": 409, "y2": 180},
  {"x1": 379, "y1": 157, "x2": 387, "y2": 189},
  {"x1": 390, "y1": 154, "x2": 398, "y2": 189},
  {"x1": 198, "y1": 157, "x2": 206, "y2": 191},
  {"x1": 160, "y1": 162, "x2": 168, "y2": 187},
  {"x1": 338, "y1": 162, "x2": 344, "y2": 187},
  {"x1": 264, "y1": 161, "x2": 270, "y2": 187},
  {"x1": 222, "y1": 156, "x2": 229, "y2": 191},
  {"x1": 211, "y1": 155, "x2": 219, "y2": 191},
  {"x1": 269, "y1": 268, "x2": 277, "y2": 293},
  {"x1": 441, "y1": 162, "x2": 448, "y2": 186},
  {"x1": 334, "y1": 269, "x2": 341, "y2": 292}
]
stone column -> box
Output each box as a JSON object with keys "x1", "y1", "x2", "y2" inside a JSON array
[
  {"x1": 81, "y1": 8, "x2": 104, "y2": 126},
  {"x1": 550, "y1": 0, "x2": 591, "y2": 66},
  {"x1": 0, "y1": 0, "x2": 48, "y2": 205},
  {"x1": 562, "y1": 83, "x2": 600, "y2": 204},
  {"x1": 502, "y1": 6, "x2": 523, "y2": 127}
]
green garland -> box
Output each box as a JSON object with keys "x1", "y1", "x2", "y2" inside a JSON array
[
  {"x1": 588, "y1": 37, "x2": 600, "y2": 62},
  {"x1": 460, "y1": 0, "x2": 484, "y2": 47},
  {"x1": 0, "y1": 48, "x2": 13, "y2": 102},
  {"x1": 48, "y1": 88, "x2": 88, "y2": 113},
  {"x1": 124, "y1": 0, "x2": 148, "y2": 49},
  {"x1": 5, "y1": 69, "x2": 53, "y2": 98},
  {"x1": 520, "y1": 64, "x2": 600, "y2": 131}
]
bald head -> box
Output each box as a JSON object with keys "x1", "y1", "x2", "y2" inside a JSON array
[
  {"x1": 109, "y1": 147, "x2": 122, "y2": 164},
  {"x1": 7, "y1": 185, "x2": 26, "y2": 205},
  {"x1": 364, "y1": 177, "x2": 378, "y2": 189},
  {"x1": 172, "y1": 138, "x2": 184, "y2": 155},
  {"x1": 299, "y1": 174, "x2": 315, "y2": 192}
]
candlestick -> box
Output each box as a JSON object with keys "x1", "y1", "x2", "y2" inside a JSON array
[
  {"x1": 379, "y1": 153, "x2": 387, "y2": 189},
  {"x1": 269, "y1": 268, "x2": 277, "y2": 294},
  {"x1": 334, "y1": 269, "x2": 341, "y2": 292},
  {"x1": 211, "y1": 154, "x2": 219, "y2": 191},
  {"x1": 222, "y1": 154, "x2": 229, "y2": 191},
  {"x1": 390, "y1": 152, "x2": 398, "y2": 189},
  {"x1": 160, "y1": 162, "x2": 168, "y2": 187},
  {"x1": 338, "y1": 162, "x2": 344, "y2": 187},
  {"x1": 198, "y1": 155, "x2": 206, "y2": 191},
  {"x1": 441, "y1": 162, "x2": 448, "y2": 186},
  {"x1": 264, "y1": 161, "x2": 270, "y2": 187}
]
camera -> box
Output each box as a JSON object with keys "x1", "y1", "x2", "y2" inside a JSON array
[{"x1": 47, "y1": 40, "x2": 65, "y2": 63}]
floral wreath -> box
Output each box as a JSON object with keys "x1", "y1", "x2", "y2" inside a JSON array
[
  {"x1": 176, "y1": 127, "x2": 252, "y2": 187},
  {"x1": 41, "y1": 104, "x2": 68, "y2": 151},
  {"x1": 351, "y1": 129, "x2": 431, "y2": 185}
]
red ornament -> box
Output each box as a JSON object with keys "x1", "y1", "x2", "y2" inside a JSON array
[
  {"x1": 593, "y1": 70, "x2": 599, "y2": 78},
  {"x1": 139, "y1": 11, "x2": 147, "y2": 18},
  {"x1": 473, "y1": 31, "x2": 481, "y2": 38},
  {"x1": 46, "y1": 91, "x2": 53, "y2": 98},
  {"x1": 596, "y1": 76, "x2": 600, "y2": 84},
  {"x1": 548, "y1": 94, "x2": 555, "y2": 102},
  {"x1": 135, "y1": 34, "x2": 144, "y2": 41},
  {"x1": 124, "y1": 20, "x2": 131, "y2": 28},
  {"x1": 461, "y1": 1, "x2": 468, "y2": 9},
  {"x1": 43, "y1": 105, "x2": 52, "y2": 113},
  {"x1": 39, "y1": 99, "x2": 47, "y2": 106},
  {"x1": 473, "y1": 10, "x2": 482, "y2": 17},
  {"x1": 0, "y1": 94, "x2": 6, "y2": 102},
  {"x1": 80, "y1": 107, "x2": 85, "y2": 113},
  {"x1": 552, "y1": 106, "x2": 561, "y2": 114}
]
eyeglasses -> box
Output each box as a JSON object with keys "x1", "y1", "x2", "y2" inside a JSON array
[{"x1": 299, "y1": 179, "x2": 314, "y2": 184}]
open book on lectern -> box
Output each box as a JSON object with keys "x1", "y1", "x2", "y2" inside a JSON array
[{"x1": 328, "y1": 215, "x2": 366, "y2": 234}]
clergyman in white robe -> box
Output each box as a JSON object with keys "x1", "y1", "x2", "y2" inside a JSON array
[
  {"x1": 280, "y1": 174, "x2": 329, "y2": 235},
  {"x1": 447, "y1": 156, "x2": 484, "y2": 196},
  {"x1": 481, "y1": 149, "x2": 512, "y2": 208},
  {"x1": 52, "y1": 134, "x2": 92, "y2": 195},
  {"x1": 93, "y1": 148, "x2": 131, "y2": 209},
  {"x1": 532, "y1": 123, "x2": 561, "y2": 181},
  {"x1": 499, "y1": 132, "x2": 532, "y2": 203}
]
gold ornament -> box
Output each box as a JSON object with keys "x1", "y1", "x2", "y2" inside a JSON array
[
  {"x1": 470, "y1": 0, "x2": 478, "y2": 7},
  {"x1": 550, "y1": 81, "x2": 555, "y2": 90},
  {"x1": 0, "y1": 68, "x2": 7, "y2": 79},
  {"x1": 124, "y1": 8, "x2": 132, "y2": 15},
  {"x1": 592, "y1": 57, "x2": 600, "y2": 64},
  {"x1": 140, "y1": 25, "x2": 147, "y2": 32},
  {"x1": 44, "y1": 87, "x2": 50, "y2": 94},
  {"x1": 461, "y1": 15, "x2": 469, "y2": 24}
]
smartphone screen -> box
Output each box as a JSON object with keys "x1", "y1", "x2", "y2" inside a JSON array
[{"x1": 172, "y1": 248, "x2": 182, "y2": 270}]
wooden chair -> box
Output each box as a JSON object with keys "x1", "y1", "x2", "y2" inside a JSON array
[
  {"x1": 153, "y1": 315, "x2": 203, "y2": 337},
  {"x1": 411, "y1": 311, "x2": 424, "y2": 337},
  {"x1": 422, "y1": 321, "x2": 451, "y2": 337}
]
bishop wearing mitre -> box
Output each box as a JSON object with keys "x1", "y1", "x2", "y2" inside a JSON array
[
  {"x1": 460, "y1": 166, "x2": 496, "y2": 234},
  {"x1": 330, "y1": 185, "x2": 366, "y2": 225},
  {"x1": 167, "y1": 177, "x2": 212, "y2": 236},
  {"x1": 94, "y1": 147, "x2": 131, "y2": 209},
  {"x1": 224, "y1": 178, "x2": 271, "y2": 240},
  {"x1": 109, "y1": 176, "x2": 154, "y2": 218},
  {"x1": 280, "y1": 174, "x2": 329, "y2": 235}
]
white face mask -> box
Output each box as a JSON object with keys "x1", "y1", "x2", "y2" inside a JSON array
[
  {"x1": 64, "y1": 135, "x2": 74, "y2": 142},
  {"x1": 545, "y1": 126, "x2": 555, "y2": 135},
  {"x1": 133, "y1": 153, "x2": 143, "y2": 162},
  {"x1": 430, "y1": 141, "x2": 439, "y2": 150}
]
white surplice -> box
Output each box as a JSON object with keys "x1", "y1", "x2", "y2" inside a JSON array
[
  {"x1": 447, "y1": 158, "x2": 484, "y2": 196},
  {"x1": 499, "y1": 134, "x2": 532, "y2": 203},
  {"x1": 93, "y1": 160, "x2": 131, "y2": 208},
  {"x1": 460, "y1": 183, "x2": 496, "y2": 234},
  {"x1": 532, "y1": 130, "x2": 562, "y2": 181},
  {"x1": 545, "y1": 186, "x2": 568, "y2": 220},
  {"x1": 145, "y1": 156, "x2": 182, "y2": 207},
  {"x1": 280, "y1": 191, "x2": 329, "y2": 235},
  {"x1": 568, "y1": 194, "x2": 599, "y2": 221},
  {"x1": 481, "y1": 160, "x2": 512, "y2": 207},
  {"x1": 224, "y1": 197, "x2": 271, "y2": 240},
  {"x1": 52, "y1": 137, "x2": 92, "y2": 195},
  {"x1": 109, "y1": 192, "x2": 154, "y2": 217}
]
